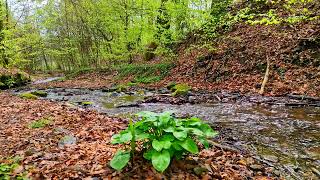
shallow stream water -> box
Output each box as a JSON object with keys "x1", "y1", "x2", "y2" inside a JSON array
[{"x1": 15, "y1": 87, "x2": 320, "y2": 179}]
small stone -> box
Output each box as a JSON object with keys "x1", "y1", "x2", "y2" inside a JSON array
[
  {"x1": 58, "y1": 135, "x2": 77, "y2": 148},
  {"x1": 262, "y1": 155, "x2": 279, "y2": 163},
  {"x1": 188, "y1": 96, "x2": 197, "y2": 102},
  {"x1": 250, "y1": 164, "x2": 264, "y2": 171},
  {"x1": 274, "y1": 170, "x2": 281, "y2": 176},
  {"x1": 193, "y1": 167, "x2": 208, "y2": 175}
]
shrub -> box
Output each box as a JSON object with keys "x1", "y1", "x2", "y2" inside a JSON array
[{"x1": 110, "y1": 111, "x2": 218, "y2": 172}]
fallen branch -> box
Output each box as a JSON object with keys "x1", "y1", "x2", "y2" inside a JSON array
[{"x1": 259, "y1": 55, "x2": 270, "y2": 95}]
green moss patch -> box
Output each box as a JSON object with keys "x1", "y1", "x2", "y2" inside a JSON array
[
  {"x1": 31, "y1": 91, "x2": 48, "y2": 97},
  {"x1": 28, "y1": 118, "x2": 52, "y2": 129},
  {"x1": 80, "y1": 101, "x2": 94, "y2": 106},
  {"x1": 171, "y1": 84, "x2": 191, "y2": 97},
  {"x1": 19, "y1": 93, "x2": 38, "y2": 100}
]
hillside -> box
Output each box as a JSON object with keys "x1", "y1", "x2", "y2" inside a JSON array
[{"x1": 160, "y1": 21, "x2": 320, "y2": 96}]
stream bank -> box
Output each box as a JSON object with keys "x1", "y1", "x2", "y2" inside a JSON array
[{"x1": 13, "y1": 84, "x2": 320, "y2": 179}]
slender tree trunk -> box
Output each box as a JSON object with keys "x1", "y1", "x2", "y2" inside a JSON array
[{"x1": 259, "y1": 55, "x2": 270, "y2": 95}]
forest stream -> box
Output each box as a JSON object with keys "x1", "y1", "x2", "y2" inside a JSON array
[{"x1": 13, "y1": 80, "x2": 320, "y2": 179}]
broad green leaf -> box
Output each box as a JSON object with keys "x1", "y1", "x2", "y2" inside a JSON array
[
  {"x1": 136, "y1": 111, "x2": 157, "y2": 122},
  {"x1": 172, "y1": 141, "x2": 183, "y2": 150},
  {"x1": 152, "y1": 139, "x2": 163, "y2": 151},
  {"x1": 120, "y1": 131, "x2": 133, "y2": 143},
  {"x1": 189, "y1": 128, "x2": 204, "y2": 136},
  {"x1": 200, "y1": 124, "x2": 218, "y2": 137},
  {"x1": 160, "y1": 134, "x2": 175, "y2": 141},
  {"x1": 159, "y1": 111, "x2": 174, "y2": 125},
  {"x1": 179, "y1": 138, "x2": 199, "y2": 154},
  {"x1": 163, "y1": 126, "x2": 175, "y2": 132},
  {"x1": 173, "y1": 130, "x2": 187, "y2": 141},
  {"x1": 161, "y1": 140, "x2": 172, "y2": 149},
  {"x1": 143, "y1": 148, "x2": 156, "y2": 160},
  {"x1": 199, "y1": 137, "x2": 210, "y2": 149},
  {"x1": 135, "y1": 132, "x2": 150, "y2": 140},
  {"x1": 111, "y1": 134, "x2": 122, "y2": 144},
  {"x1": 110, "y1": 150, "x2": 130, "y2": 171},
  {"x1": 152, "y1": 150, "x2": 171, "y2": 172}
]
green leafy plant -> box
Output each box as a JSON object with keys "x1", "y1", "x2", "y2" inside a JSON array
[
  {"x1": 110, "y1": 111, "x2": 218, "y2": 172},
  {"x1": 28, "y1": 118, "x2": 52, "y2": 129},
  {"x1": 0, "y1": 157, "x2": 28, "y2": 180}
]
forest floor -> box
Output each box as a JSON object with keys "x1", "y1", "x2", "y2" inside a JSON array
[{"x1": 0, "y1": 92, "x2": 277, "y2": 179}]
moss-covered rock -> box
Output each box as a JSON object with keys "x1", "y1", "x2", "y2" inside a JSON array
[
  {"x1": 31, "y1": 91, "x2": 48, "y2": 97},
  {"x1": 80, "y1": 101, "x2": 94, "y2": 106},
  {"x1": 171, "y1": 84, "x2": 191, "y2": 97},
  {"x1": 166, "y1": 82, "x2": 177, "y2": 90},
  {"x1": 19, "y1": 93, "x2": 38, "y2": 100},
  {"x1": 0, "y1": 68, "x2": 31, "y2": 89}
]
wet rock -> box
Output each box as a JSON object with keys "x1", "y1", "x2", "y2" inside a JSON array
[
  {"x1": 158, "y1": 88, "x2": 170, "y2": 94},
  {"x1": 107, "y1": 92, "x2": 120, "y2": 97},
  {"x1": 305, "y1": 146, "x2": 320, "y2": 160},
  {"x1": 262, "y1": 155, "x2": 279, "y2": 163},
  {"x1": 115, "y1": 102, "x2": 140, "y2": 108},
  {"x1": 58, "y1": 135, "x2": 77, "y2": 148},
  {"x1": 188, "y1": 96, "x2": 197, "y2": 103},
  {"x1": 249, "y1": 164, "x2": 264, "y2": 171}
]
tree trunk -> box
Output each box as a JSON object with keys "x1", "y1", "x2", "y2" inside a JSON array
[{"x1": 259, "y1": 56, "x2": 270, "y2": 95}]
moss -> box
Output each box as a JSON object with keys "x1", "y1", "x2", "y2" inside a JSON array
[
  {"x1": 19, "y1": 93, "x2": 38, "y2": 100},
  {"x1": 134, "y1": 76, "x2": 161, "y2": 84},
  {"x1": 116, "y1": 84, "x2": 128, "y2": 92},
  {"x1": 80, "y1": 101, "x2": 94, "y2": 106},
  {"x1": 166, "y1": 82, "x2": 177, "y2": 90},
  {"x1": 0, "y1": 70, "x2": 30, "y2": 89},
  {"x1": 171, "y1": 84, "x2": 191, "y2": 97},
  {"x1": 54, "y1": 77, "x2": 66, "y2": 82},
  {"x1": 31, "y1": 91, "x2": 48, "y2": 97},
  {"x1": 28, "y1": 118, "x2": 51, "y2": 129}
]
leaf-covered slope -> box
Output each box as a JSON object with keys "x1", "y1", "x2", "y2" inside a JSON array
[{"x1": 161, "y1": 19, "x2": 320, "y2": 96}]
